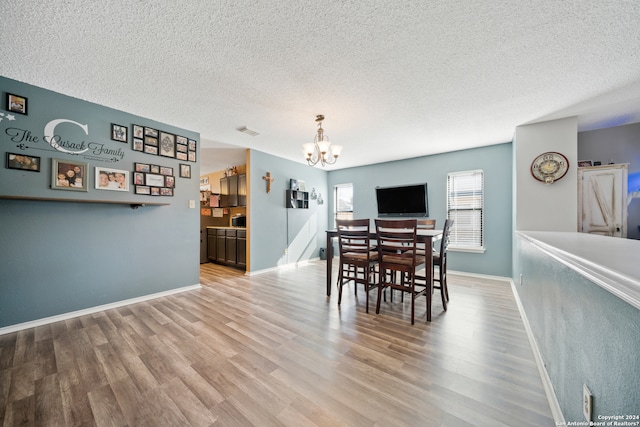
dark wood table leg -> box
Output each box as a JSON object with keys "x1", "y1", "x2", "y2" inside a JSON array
[
  {"x1": 326, "y1": 232, "x2": 333, "y2": 296},
  {"x1": 426, "y1": 236, "x2": 432, "y2": 321}
]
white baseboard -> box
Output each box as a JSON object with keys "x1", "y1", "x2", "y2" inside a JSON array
[
  {"x1": 509, "y1": 279, "x2": 565, "y2": 425},
  {"x1": 0, "y1": 284, "x2": 202, "y2": 335},
  {"x1": 246, "y1": 257, "x2": 320, "y2": 276}
]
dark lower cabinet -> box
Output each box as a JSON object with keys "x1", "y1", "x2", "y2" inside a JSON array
[
  {"x1": 237, "y1": 230, "x2": 246, "y2": 268},
  {"x1": 207, "y1": 227, "x2": 246, "y2": 270},
  {"x1": 226, "y1": 229, "x2": 237, "y2": 266}
]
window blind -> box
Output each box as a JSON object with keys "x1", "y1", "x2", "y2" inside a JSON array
[{"x1": 447, "y1": 170, "x2": 484, "y2": 248}]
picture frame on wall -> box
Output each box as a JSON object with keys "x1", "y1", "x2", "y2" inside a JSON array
[
  {"x1": 159, "y1": 166, "x2": 173, "y2": 176},
  {"x1": 111, "y1": 123, "x2": 128, "y2": 143},
  {"x1": 133, "y1": 172, "x2": 145, "y2": 185},
  {"x1": 132, "y1": 138, "x2": 143, "y2": 152},
  {"x1": 145, "y1": 173, "x2": 165, "y2": 187},
  {"x1": 51, "y1": 158, "x2": 88, "y2": 191},
  {"x1": 135, "y1": 185, "x2": 151, "y2": 195},
  {"x1": 144, "y1": 127, "x2": 158, "y2": 138},
  {"x1": 144, "y1": 145, "x2": 158, "y2": 155},
  {"x1": 179, "y1": 163, "x2": 191, "y2": 178},
  {"x1": 135, "y1": 162, "x2": 150, "y2": 173},
  {"x1": 7, "y1": 153, "x2": 40, "y2": 172},
  {"x1": 6, "y1": 93, "x2": 28, "y2": 115},
  {"x1": 132, "y1": 124, "x2": 144, "y2": 138},
  {"x1": 95, "y1": 166, "x2": 130, "y2": 191},
  {"x1": 159, "y1": 131, "x2": 176, "y2": 158}
]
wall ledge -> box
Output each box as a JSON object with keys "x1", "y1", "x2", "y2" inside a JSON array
[{"x1": 516, "y1": 231, "x2": 640, "y2": 310}]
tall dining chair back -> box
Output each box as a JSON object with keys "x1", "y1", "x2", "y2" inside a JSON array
[
  {"x1": 374, "y1": 219, "x2": 429, "y2": 324},
  {"x1": 336, "y1": 219, "x2": 379, "y2": 313},
  {"x1": 433, "y1": 219, "x2": 453, "y2": 307}
]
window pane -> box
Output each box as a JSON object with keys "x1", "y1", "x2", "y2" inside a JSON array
[
  {"x1": 334, "y1": 184, "x2": 354, "y2": 228},
  {"x1": 447, "y1": 170, "x2": 483, "y2": 248},
  {"x1": 336, "y1": 185, "x2": 353, "y2": 212}
]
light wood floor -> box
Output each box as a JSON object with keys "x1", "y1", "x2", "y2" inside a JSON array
[{"x1": 1, "y1": 261, "x2": 554, "y2": 426}]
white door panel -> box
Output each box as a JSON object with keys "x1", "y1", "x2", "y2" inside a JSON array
[{"x1": 578, "y1": 164, "x2": 628, "y2": 238}]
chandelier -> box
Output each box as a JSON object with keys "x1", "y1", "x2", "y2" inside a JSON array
[{"x1": 303, "y1": 114, "x2": 343, "y2": 167}]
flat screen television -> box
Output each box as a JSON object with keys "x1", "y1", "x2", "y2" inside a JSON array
[{"x1": 375, "y1": 183, "x2": 429, "y2": 217}]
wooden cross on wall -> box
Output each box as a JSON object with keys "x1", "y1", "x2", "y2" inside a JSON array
[{"x1": 262, "y1": 172, "x2": 275, "y2": 193}]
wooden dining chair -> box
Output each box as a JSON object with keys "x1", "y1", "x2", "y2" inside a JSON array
[
  {"x1": 374, "y1": 219, "x2": 429, "y2": 324},
  {"x1": 415, "y1": 218, "x2": 436, "y2": 254},
  {"x1": 432, "y1": 219, "x2": 453, "y2": 307},
  {"x1": 336, "y1": 219, "x2": 379, "y2": 313}
]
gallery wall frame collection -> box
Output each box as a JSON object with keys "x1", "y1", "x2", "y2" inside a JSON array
[
  {"x1": 131, "y1": 124, "x2": 197, "y2": 163},
  {"x1": 2, "y1": 90, "x2": 196, "y2": 203},
  {"x1": 133, "y1": 162, "x2": 176, "y2": 196}
]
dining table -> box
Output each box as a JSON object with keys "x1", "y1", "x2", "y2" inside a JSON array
[{"x1": 325, "y1": 228, "x2": 443, "y2": 296}]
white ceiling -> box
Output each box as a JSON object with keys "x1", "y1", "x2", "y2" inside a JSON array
[{"x1": 3, "y1": 1, "x2": 640, "y2": 173}]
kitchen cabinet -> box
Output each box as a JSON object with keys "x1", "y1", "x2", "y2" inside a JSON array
[
  {"x1": 207, "y1": 227, "x2": 246, "y2": 270},
  {"x1": 237, "y1": 229, "x2": 246, "y2": 268},
  {"x1": 220, "y1": 174, "x2": 246, "y2": 207}
]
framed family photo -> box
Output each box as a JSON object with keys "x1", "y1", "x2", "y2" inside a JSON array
[
  {"x1": 95, "y1": 166, "x2": 130, "y2": 191},
  {"x1": 51, "y1": 159, "x2": 88, "y2": 191},
  {"x1": 7, "y1": 93, "x2": 28, "y2": 115},
  {"x1": 7, "y1": 153, "x2": 40, "y2": 172}
]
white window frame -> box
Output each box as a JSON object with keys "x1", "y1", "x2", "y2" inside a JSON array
[
  {"x1": 334, "y1": 183, "x2": 353, "y2": 228},
  {"x1": 446, "y1": 170, "x2": 485, "y2": 253}
]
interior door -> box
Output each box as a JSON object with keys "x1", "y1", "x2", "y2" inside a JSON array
[{"x1": 578, "y1": 164, "x2": 628, "y2": 237}]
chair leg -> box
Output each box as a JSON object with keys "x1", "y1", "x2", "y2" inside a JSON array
[
  {"x1": 410, "y1": 277, "x2": 415, "y2": 325},
  {"x1": 337, "y1": 266, "x2": 344, "y2": 306},
  {"x1": 364, "y1": 267, "x2": 369, "y2": 313},
  {"x1": 443, "y1": 269, "x2": 450, "y2": 302},
  {"x1": 376, "y1": 278, "x2": 384, "y2": 314}
]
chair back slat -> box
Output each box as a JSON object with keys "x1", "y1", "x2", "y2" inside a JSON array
[
  {"x1": 374, "y1": 219, "x2": 421, "y2": 270},
  {"x1": 336, "y1": 219, "x2": 372, "y2": 258},
  {"x1": 417, "y1": 219, "x2": 436, "y2": 230}
]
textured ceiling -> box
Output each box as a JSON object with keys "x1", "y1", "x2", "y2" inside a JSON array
[{"x1": 2, "y1": 1, "x2": 640, "y2": 173}]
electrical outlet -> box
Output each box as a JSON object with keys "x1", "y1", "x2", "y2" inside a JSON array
[
  {"x1": 583, "y1": 384, "x2": 592, "y2": 422},
  {"x1": 284, "y1": 248, "x2": 288, "y2": 255},
  {"x1": 519, "y1": 274, "x2": 523, "y2": 286}
]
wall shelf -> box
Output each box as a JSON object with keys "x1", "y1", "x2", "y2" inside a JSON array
[
  {"x1": 0, "y1": 195, "x2": 170, "y2": 208},
  {"x1": 286, "y1": 190, "x2": 309, "y2": 209}
]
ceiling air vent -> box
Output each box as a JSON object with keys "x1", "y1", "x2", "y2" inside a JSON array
[{"x1": 236, "y1": 126, "x2": 260, "y2": 137}]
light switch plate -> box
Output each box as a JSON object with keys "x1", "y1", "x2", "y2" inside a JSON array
[{"x1": 189, "y1": 200, "x2": 196, "y2": 209}]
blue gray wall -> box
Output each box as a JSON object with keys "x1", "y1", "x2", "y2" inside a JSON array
[
  {"x1": 513, "y1": 235, "x2": 640, "y2": 420},
  {"x1": 0, "y1": 77, "x2": 200, "y2": 328},
  {"x1": 327, "y1": 143, "x2": 513, "y2": 277},
  {"x1": 248, "y1": 149, "x2": 328, "y2": 272}
]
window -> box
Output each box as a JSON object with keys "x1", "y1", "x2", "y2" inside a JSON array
[
  {"x1": 447, "y1": 170, "x2": 484, "y2": 252},
  {"x1": 334, "y1": 183, "x2": 353, "y2": 228}
]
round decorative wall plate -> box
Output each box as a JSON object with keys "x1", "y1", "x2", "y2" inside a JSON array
[{"x1": 530, "y1": 151, "x2": 569, "y2": 184}]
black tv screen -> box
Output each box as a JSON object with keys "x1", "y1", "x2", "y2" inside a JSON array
[{"x1": 376, "y1": 183, "x2": 429, "y2": 217}]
